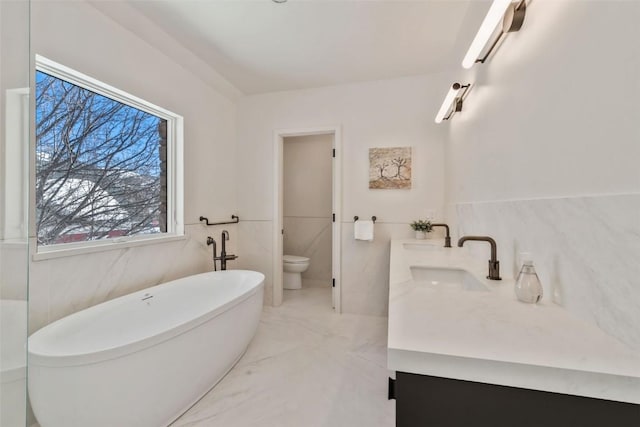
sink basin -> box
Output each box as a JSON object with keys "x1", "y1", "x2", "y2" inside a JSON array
[
  {"x1": 403, "y1": 243, "x2": 441, "y2": 251},
  {"x1": 410, "y1": 266, "x2": 489, "y2": 292}
]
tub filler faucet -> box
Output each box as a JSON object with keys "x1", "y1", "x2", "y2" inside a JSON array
[
  {"x1": 206, "y1": 237, "x2": 218, "y2": 271},
  {"x1": 457, "y1": 235, "x2": 501, "y2": 280},
  {"x1": 207, "y1": 231, "x2": 238, "y2": 271},
  {"x1": 219, "y1": 230, "x2": 238, "y2": 271}
]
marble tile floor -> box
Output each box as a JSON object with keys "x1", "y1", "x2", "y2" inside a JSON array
[{"x1": 172, "y1": 281, "x2": 395, "y2": 427}]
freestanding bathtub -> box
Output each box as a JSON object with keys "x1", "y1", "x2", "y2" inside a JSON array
[{"x1": 28, "y1": 270, "x2": 265, "y2": 427}]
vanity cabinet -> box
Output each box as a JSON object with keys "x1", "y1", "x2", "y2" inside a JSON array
[
  {"x1": 387, "y1": 239, "x2": 640, "y2": 425},
  {"x1": 390, "y1": 372, "x2": 640, "y2": 427}
]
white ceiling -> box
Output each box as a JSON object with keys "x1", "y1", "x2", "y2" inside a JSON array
[{"x1": 126, "y1": 0, "x2": 489, "y2": 95}]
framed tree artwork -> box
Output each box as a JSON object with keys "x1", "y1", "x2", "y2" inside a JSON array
[{"x1": 369, "y1": 147, "x2": 412, "y2": 189}]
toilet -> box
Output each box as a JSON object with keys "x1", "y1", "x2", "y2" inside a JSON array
[{"x1": 283, "y1": 255, "x2": 311, "y2": 290}]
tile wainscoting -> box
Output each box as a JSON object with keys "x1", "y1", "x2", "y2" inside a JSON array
[
  {"x1": 283, "y1": 216, "x2": 332, "y2": 282},
  {"x1": 455, "y1": 193, "x2": 640, "y2": 351},
  {"x1": 237, "y1": 220, "x2": 275, "y2": 306},
  {"x1": 28, "y1": 223, "x2": 233, "y2": 333},
  {"x1": 240, "y1": 218, "x2": 441, "y2": 315}
]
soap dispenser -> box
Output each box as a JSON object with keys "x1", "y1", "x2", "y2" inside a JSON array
[{"x1": 515, "y1": 253, "x2": 543, "y2": 304}]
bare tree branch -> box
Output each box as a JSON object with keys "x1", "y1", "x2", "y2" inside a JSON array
[
  {"x1": 391, "y1": 157, "x2": 408, "y2": 179},
  {"x1": 35, "y1": 72, "x2": 167, "y2": 245}
]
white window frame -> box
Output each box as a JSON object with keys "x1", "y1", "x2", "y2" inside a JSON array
[
  {"x1": 33, "y1": 55, "x2": 184, "y2": 260},
  {"x1": 4, "y1": 87, "x2": 29, "y2": 242}
]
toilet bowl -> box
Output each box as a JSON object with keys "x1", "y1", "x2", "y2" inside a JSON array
[{"x1": 283, "y1": 255, "x2": 310, "y2": 290}]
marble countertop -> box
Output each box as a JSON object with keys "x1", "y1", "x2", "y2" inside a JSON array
[{"x1": 387, "y1": 239, "x2": 640, "y2": 404}]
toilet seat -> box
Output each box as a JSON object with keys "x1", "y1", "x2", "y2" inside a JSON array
[{"x1": 283, "y1": 255, "x2": 309, "y2": 264}]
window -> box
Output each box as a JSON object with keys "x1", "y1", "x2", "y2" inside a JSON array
[{"x1": 34, "y1": 56, "x2": 183, "y2": 254}]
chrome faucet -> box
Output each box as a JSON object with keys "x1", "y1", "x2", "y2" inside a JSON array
[
  {"x1": 457, "y1": 236, "x2": 501, "y2": 280},
  {"x1": 430, "y1": 223, "x2": 451, "y2": 248},
  {"x1": 218, "y1": 230, "x2": 237, "y2": 271}
]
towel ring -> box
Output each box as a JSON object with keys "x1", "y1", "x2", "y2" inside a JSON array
[{"x1": 354, "y1": 216, "x2": 376, "y2": 223}]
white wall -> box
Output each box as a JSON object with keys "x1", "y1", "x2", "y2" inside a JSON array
[
  {"x1": 1, "y1": 0, "x2": 30, "y2": 243},
  {"x1": 236, "y1": 74, "x2": 449, "y2": 315},
  {"x1": 0, "y1": 2, "x2": 30, "y2": 426},
  {"x1": 283, "y1": 134, "x2": 332, "y2": 282},
  {"x1": 445, "y1": 1, "x2": 640, "y2": 349},
  {"x1": 1, "y1": 0, "x2": 30, "y2": 301},
  {"x1": 28, "y1": 1, "x2": 238, "y2": 332}
]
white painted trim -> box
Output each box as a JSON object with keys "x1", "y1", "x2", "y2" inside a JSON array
[
  {"x1": 33, "y1": 55, "x2": 184, "y2": 254},
  {"x1": 35, "y1": 55, "x2": 178, "y2": 121},
  {"x1": 31, "y1": 234, "x2": 187, "y2": 261},
  {"x1": 272, "y1": 125, "x2": 342, "y2": 312},
  {"x1": 3, "y1": 88, "x2": 30, "y2": 240},
  {"x1": 332, "y1": 127, "x2": 343, "y2": 313},
  {"x1": 171, "y1": 116, "x2": 185, "y2": 236},
  {"x1": 273, "y1": 132, "x2": 284, "y2": 307}
]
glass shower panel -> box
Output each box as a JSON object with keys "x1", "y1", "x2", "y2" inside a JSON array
[{"x1": 0, "y1": 0, "x2": 30, "y2": 426}]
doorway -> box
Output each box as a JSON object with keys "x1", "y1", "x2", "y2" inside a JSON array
[{"x1": 273, "y1": 126, "x2": 342, "y2": 312}]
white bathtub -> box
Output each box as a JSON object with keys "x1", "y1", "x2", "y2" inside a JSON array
[
  {"x1": 1, "y1": 299, "x2": 27, "y2": 427},
  {"x1": 28, "y1": 270, "x2": 265, "y2": 427}
]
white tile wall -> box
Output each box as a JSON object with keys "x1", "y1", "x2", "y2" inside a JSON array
[
  {"x1": 283, "y1": 217, "x2": 332, "y2": 281},
  {"x1": 455, "y1": 193, "x2": 640, "y2": 351},
  {"x1": 236, "y1": 220, "x2": 274, "y2": 307},
  {"x1": 28, "y1": 224, "x2": 233, "y2": 333},
  {"x1": 239, "y1": 218, "x2": 444, "y2": 315}
]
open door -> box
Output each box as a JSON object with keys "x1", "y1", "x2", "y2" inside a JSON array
[{"x1": 273, "y1": 126, "x2": 342, "y2": 312}]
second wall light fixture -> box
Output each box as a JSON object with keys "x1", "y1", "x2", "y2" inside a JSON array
[
  {"x1": 434, "y1": 83, "x2": 471, "y2": 124},
  {"x1": 462, "y1": 0, "x2": 526, "y2": 69}
]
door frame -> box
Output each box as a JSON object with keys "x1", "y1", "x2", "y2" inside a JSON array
[{"x1": 272, "y1": 125, "x2": 342, "y2": 312}]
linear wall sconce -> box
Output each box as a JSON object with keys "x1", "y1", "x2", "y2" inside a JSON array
[
  {"x1": 434, "y1": 83, "x2": 471, "y2": 124},
  {"x1": 462, "y1": 0, "x2": 526, "y2": 69}
]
